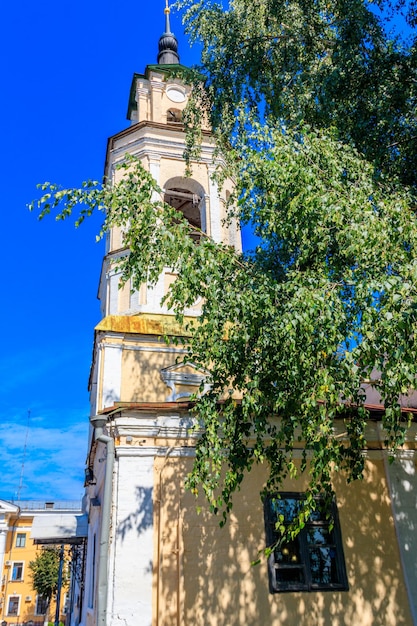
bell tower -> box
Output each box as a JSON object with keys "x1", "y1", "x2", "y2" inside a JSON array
[
  {"x1": 94, "y1": 5, "x2": 240, "y2": 342},
  {"x1": 90, "y1": 2, "x2": 240, "y2": 415},
  {"x1": 83, "y1": 5, "x2": 241, "y2": 625}
]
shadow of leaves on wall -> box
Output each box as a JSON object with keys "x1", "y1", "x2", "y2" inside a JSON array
[
  {"x1": 155, "y1": 459, "x2": 413, "y2": 626},
  {"x1": 116, "y1": 485, "x2": 153, "y2": 541}
]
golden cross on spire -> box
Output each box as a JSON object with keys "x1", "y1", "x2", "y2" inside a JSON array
[{"x1": 164, "y1": 0, "x2": 172, "y2": 33}]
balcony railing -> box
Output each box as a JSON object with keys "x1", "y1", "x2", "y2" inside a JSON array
[{"x1": 11, "y1": 500, "x2": 81, "y2": 511}]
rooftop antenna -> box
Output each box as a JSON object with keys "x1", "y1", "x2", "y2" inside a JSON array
[{"x1": 16, "y1": 409, "x2": 31, "y2": 501}]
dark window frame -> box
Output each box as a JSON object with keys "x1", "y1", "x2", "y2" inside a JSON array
[
  {"x1": 35, "y1": 594, "x2": 49, "y2": 616},
  {"x1": 7, "y1": 595, "x2": 20, "y2": 616},
  {"x1": 264, "y1": 492, "x2": 349, "y2": 593},
  {"x1": 16, "y1": 532, "x2": 26, "y2": 548},
  {"x1": 11, "y1": 561, "x2": 24, "y2": 581}
]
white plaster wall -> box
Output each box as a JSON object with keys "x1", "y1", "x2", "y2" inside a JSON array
[
  {"x1": 89, "y1": 356, "x2": 99, "y2": 418},
  {"x1": 100, "y1": 344, "x2": 122, "y2": 410},
  {"x1": 386, "y1": 451, "x2": 417, "y2": 625},
  {"x1": 145, "y1": 273, "x2": 167, "y2": 314},
  {"x1": 148, "y1": 153, "x2": 161, "y2": 189},
  {"x1": 207, "y1": 165, "x2": 222, "y2": 243},
  {"x1": 108, "y1": 272, "x2": 120, "y2": 316},
  {"x1": 109, "y1": 453, "x2": 155, "y2": 626}
]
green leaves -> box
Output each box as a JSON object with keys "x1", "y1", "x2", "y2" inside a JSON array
[
  {"x1": 29, "y1": 547, "x2": 67, "y2": 604},
  {"x1": 178, "y1": 0, "x2": 417, "y2": 187}
]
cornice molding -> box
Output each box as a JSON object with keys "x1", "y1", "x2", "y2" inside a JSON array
[{"x1": 95, "y1": 314, "x2": 194, "y2": 338}]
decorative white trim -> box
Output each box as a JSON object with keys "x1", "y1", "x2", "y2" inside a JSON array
[
  {"x1": 166, "y1": 85, "x2": 186, "y2": 103},
  {"x1": 110, "y1": 133, "x2": 218, "y2": 167},
  {"x1": 0, "y1": 500, "x2": 19, "y2": 513},
  {"x1": 150, "y1": 81, "x2": 165, "y2": 92},
  {"x1": 100, "y1": 341, "x2": 188, "y2": 355},
  {"x1": 6, "y1": 593, "x2": 21, "y2": 618},
  {"x1": 10, "y1": 559, "x2": 25, "y2": 582},
  {"x1": 160, "y1": 362, "x2": 210, "y2": 401},
  {"x1": 116, "y1": 446, "x2": 197, "y2": 458},
  {"x1": 147, "y1": 152, "x2": 161, "y2": 190},
  {"x1": 136, "y1": 86, "x2": 150, "y2": 98},
  {"x1": 101, "y1": 344, "x2": 122, "y2": 410}
]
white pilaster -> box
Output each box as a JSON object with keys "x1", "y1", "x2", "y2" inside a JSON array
[
  {"x1": 0, "y1": 517, "x2": 7, "y2": 577},
  {"x1": 385, "y1": 451, "x2": 417, "y2": 625},
  {"x1": 148, "y1": 153, "x2": 161, "y2": 189},
  {"x1": 207, "y1": 165, "x2": 222, "y2": 243},
  {"x1": 101, "y1": 344, "x2": 123, "y2": 410},
  {"x1": 108, "y1": 272, "x2": 120, "y2": 316},
  {"x1": 136, "y1": 84, "x2": 150, "y2": 123},
  {"x1": 109, "y1": 454, "x2": 155, "y2": 626}
]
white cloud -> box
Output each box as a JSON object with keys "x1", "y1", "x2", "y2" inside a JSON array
[{"x1": 0, "y1": 412, "x2": 89, "y2": 502}]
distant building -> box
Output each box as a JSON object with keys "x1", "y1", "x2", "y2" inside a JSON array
[
  {"x1": 0, "y1": 499, "x2": 85, "y2": 625},
  {"x1": 76, "y1": 5, "x2": 417, "y2": 626}
]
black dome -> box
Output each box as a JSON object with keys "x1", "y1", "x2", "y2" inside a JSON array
[{"x1": 157, "y1": 5, "x2": 180, "y2": 64}]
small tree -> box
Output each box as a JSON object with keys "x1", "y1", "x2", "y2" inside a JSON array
[{"x1": 29, "y1": 548, "x2": 67, "y2": 626}]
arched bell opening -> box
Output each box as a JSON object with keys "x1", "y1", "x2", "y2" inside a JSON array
[
  {"x1": 166, "y1": 108, "x2": 183, "y2": 125},
  {"x1": 164, "y1": 177, "x2": 206, "y2": 242}
]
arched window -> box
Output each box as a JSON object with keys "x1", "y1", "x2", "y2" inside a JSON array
[
  {"x1": 164, "y1": 184, "x2": 204, "y2": 242},
  {"x1": 166, "y1": 108, "x2": 182, "y2": 125}
]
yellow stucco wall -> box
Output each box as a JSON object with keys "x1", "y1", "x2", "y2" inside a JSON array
[
  {"x1": 1, "y1": 516, "x2": 66, "y2": 624},
  {"x1": 121, "y1": 339, "x2": 181, "y2": 403},
  {"x1": 153, "y1": 457, "x2": 413, "y2": 626}
]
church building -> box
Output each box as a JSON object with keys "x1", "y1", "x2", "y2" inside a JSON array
[{"x1": 79, "y1": 5, "x2": 417, "y2": 626}]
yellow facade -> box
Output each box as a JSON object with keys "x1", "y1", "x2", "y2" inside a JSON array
[
  {"x1": 0, "y1": 501, "x2": 80, "y2": 625},
  {"x1": 151, "y1": 457, "x2": 413, "y2": 626}
]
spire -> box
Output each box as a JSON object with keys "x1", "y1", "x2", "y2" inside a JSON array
[
  {"x1": 157, "y1": 1, "x2": 180, "y2": 65},
  {"x1": 164, "y1": 0, "x2": 171, "y2": 33}
]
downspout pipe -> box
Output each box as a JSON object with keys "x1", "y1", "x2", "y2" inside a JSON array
[{"x1": 90, "y1": 415, "x2": 115, "y2": 626}]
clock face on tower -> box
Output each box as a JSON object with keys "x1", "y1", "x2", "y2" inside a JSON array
[{"x1": 166, "y1": 85, "x2": 186, "y2": 103}]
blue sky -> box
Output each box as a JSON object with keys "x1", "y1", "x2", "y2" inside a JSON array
[{"x1": 0, "y1": 1, "x2": 201, "y2": 502}]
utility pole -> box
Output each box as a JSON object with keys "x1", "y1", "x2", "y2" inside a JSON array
[{"x1": 54, "y1": 545, "x2": 65, "y2": 626}]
